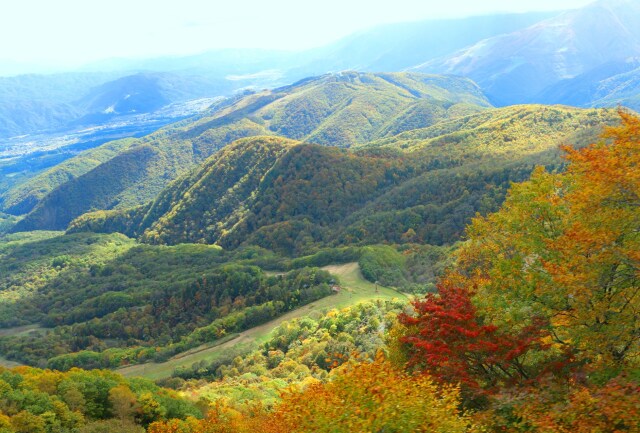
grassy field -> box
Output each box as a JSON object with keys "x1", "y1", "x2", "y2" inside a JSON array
[{"x1": 118, "y1": 262, "x2": 407, "y2": 380}]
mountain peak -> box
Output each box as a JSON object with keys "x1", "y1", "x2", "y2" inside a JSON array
[{"x1": 412, "y1": 0, "x2": 640, "y2": 105}]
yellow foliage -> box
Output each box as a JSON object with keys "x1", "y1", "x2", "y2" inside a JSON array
[{"x1": 273, "y1": 354, "x2": 478, "y2": 433}]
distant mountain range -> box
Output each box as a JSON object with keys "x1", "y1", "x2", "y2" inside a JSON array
[
  {"x1": 0, "y1": 11, "x2": 552, "y2": 140},
  {"x1": 3, "y1": 0, "x2": 640, "y2": 142},
  {"x1": 413, "y1": 0, "x2": 640, "y2": 106}
]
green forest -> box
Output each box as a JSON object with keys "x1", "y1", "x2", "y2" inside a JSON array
[{"x1": 0, "y1": 233, "x2": 337, "y2": 369}]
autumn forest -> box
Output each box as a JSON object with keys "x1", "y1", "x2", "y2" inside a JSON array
[{"x1": 2, "y1": 1, "x2": 640, "y2": 431}]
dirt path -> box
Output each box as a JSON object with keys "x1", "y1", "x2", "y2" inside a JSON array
[{"x1": 118, "y1": 262, "x2": 406, "y2": 379}]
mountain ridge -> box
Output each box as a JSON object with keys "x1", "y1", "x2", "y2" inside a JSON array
[
  {"x1": 67, "y1": 105, "x2": 620, "y2": 255},
  {"x1": 412, "y1": 0, "x2": 640, "y2": 105},
  {"x1": 8, "y1": 72, "x2": 492, "y2": 231},
  {"x1": 0, "y1": 10, "x2": 564, "y2": 140}
]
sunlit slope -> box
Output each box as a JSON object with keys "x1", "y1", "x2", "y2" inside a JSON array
[
  {"x1": 9, "y1": 72, "x2": 490, "y2": 230},
  {"x1": 70, "y1": 106, "x2": 619, "y2": 253}
]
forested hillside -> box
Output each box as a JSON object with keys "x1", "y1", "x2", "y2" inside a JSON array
[
  {"x1": 3, "y1": 111, "x2": 638, "y2": 429},
  {"x1": 3, "y1": 79, "x2": 623, "y2": 377},
  {"x1": 68, "y1": 106, "x2": 619, "y2": 255},
  {"x1": 0, "y1": 230, "x2": 336, "y2": 370},
  {"x1": 6, "y1": 72, "x2": 490, "y2": 231}
]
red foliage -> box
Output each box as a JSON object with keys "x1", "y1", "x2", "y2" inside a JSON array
[{"x1": 399, "y1": 283, "x2": 549, "y2": 391}]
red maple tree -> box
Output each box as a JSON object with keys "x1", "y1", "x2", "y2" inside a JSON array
[{"x1": 399, "y1": 283, "x2": 549, "y2": 391}]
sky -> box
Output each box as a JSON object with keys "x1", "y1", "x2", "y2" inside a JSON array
[{"x1": 1, "y1": 0, "x2": 596, "y2": 70}]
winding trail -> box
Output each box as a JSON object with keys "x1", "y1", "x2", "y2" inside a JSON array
[{"x1": 117, "y1": 262, "x2": 406, "y2": 379}]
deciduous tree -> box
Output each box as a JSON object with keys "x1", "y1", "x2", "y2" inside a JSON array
[{"x1": 456, "y1": 110, "x2": 640, "y2": 364}]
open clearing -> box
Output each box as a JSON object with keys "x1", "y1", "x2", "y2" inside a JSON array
[{"x1": 118, "y1": 262, "x2": 407, "y2": 380}]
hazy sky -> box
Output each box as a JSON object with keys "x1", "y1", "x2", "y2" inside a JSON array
[{"x1": 1, "y1": 0, "x2": 596, "y2": 68}]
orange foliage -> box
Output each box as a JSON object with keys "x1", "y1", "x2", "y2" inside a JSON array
[
  {"x1": 274, "y1": 354, "x2": 476, "y2": 432},
  {"x1": 456, "y1": 110, "x2": 640, "y2": 364},
  {"x1": 480, "y1": 374, "x2": 640, "y2": 432},
  {"x1": 148, "y1": 402, "x2": 281, "y2": 433},
  {"x1": 149, "y1": 355, "x2": 478, "y2": 433}
]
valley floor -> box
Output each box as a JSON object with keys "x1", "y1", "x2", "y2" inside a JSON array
[{"x1": 117, "y1": 263, "x2": 406, "y2": 380}]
